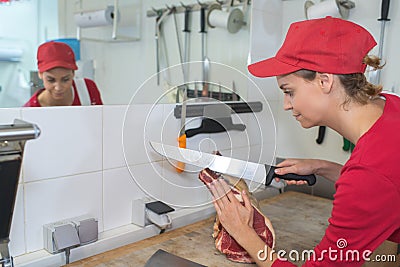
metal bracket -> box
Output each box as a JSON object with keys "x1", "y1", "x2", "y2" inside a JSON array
[
  {"x1": 174, "y1": 101, "x2": 263, "y2": 118},
  {"x1": 147, "y1": 0, "x2": 251, "y2": 17}
]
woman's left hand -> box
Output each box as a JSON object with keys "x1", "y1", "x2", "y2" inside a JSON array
[{"x1": 208, "y1": 178, "x2": 254, "y2": 241}]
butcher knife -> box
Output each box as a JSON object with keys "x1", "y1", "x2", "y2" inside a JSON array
[{"x1": 150, "y1": 141, "x2": 316, "y2": 186}]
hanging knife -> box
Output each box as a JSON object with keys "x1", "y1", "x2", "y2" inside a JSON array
[{"x1": 150, "y1": 141, "x2": 316, "y2": 186}]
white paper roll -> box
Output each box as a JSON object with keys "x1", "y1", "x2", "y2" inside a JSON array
[
  {"x1": 74, "y1": 6, "x2": 118, "y2": 28},
  {"x1": 0, "y1": 48, "x2": 23, "y2": 62},
  {"x1": 306, "y1": 0, "x2": 341, "y2": 20},
  {"x1": 209, "y1": 8, "x2": 244, "y2": 33}
]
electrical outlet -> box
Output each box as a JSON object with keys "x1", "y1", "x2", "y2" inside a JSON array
[
  {"x1": 43, "y1": 215, "x2": 98, "y2": 254},
  {"x1": 43, "y1": 220, "x2": 78, "y2": 254}
]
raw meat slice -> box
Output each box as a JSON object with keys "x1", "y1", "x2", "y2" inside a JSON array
[{"x1": 199, "y1": 168, "x2": 275, "y2": 263}]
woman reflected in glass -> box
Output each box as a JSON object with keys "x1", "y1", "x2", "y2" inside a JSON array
[{"x1": 23, "y1": 41, "x2": 103, "y2": 107}]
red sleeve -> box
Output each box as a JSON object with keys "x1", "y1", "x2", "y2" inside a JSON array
[
  {"x1": 84, "y1": 78, "x2": 103, "y2": 105},
  {"x1": 272, "y1": 165, "x2": 400, "y2": 266}
]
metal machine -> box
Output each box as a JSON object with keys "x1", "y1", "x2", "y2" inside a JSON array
[{"x1": 0, "y1": 119, "x2": 40, "y2": 267}]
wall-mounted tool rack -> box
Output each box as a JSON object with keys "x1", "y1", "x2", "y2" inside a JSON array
[
  {"x1": 146, "y1": 0, "x2": 251, "y2": 17},
  {"x1": 174, "y1": 101, "x2": 262, "y2": 118}
]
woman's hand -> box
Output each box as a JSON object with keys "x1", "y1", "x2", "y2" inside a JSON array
[
  {"x1": 275, "y1": 158, "x2": 343, "y2": 184},
  {"x1": 208, "y1": 178, "x2": 254, "y2": 241}
]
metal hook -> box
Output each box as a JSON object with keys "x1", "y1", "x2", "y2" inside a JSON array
[
  {"x1": 152, "y1": 6, "x2": 163, "y2": 17},
  {"x1": 215, "y1": 0, "x2": 224, "y2": 6},
  {"x1": 180, "y1": 1, "x2": 191, "y2": 10},
  {"x1": 165, "y1": 4, "x2": 174, "y2": 12},
  {"x1": 197, "y1": 0, "x2": 207, "y2": 8}
]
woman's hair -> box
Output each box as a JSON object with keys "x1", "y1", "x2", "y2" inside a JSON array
[{"x1": 294, "y1": 55, "x2": 383, "y2": 106}]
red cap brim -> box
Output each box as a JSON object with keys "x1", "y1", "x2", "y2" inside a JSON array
[
  {"x1": 248, "y1": 57, "x2": 302, "y2": 78},
  {"x1": 38, "y1": 60, "x2": 78, "y2": 73}
]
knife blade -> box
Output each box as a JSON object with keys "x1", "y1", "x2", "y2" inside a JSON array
[{"x1": 150, "y1": 141, "x2": 316, "y2": 186}]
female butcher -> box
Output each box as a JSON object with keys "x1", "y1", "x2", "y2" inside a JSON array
[
  {"x1": 24, "y1": 41, "x2": 103, "y2": 107},
  {"x1": 209, "y1": 17, "x2": 400, "y2": 266}
]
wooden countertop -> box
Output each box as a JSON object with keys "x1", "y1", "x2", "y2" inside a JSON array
[{"x1": 66, "y1": 191, "x2": 333, "y2": 266}]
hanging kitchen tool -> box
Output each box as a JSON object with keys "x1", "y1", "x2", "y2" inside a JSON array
[
  {"x1": 176, "y1": 4, "x2": 192, "y2": 173},
  {"x1": 171, "y1": 5, "x2": 184, "y2": 67},
  {"x1": 170, "y1": 4, "x2": 187, "y2": 104},
  {"x1": 199, "y1": 1, "x2": 210, "y2": 98},
  {"x1": 185, "y1": 103, "x2": 245, "y2": 138},
  {"x1": 154, "y1": 8, "x2": 170, "y2": 86},
  {"x1": 316, "y1": 126, "x2": 326, "y2": 144},
  {"x1": 342, "y1": 137, "x2": 355, "y2": 152},
  {"x1": 369, "y1": 0, "x2": 391, "y2": 85},
  {"x1": 232, "y1": 80, "x2": 238, "y2": 101}
]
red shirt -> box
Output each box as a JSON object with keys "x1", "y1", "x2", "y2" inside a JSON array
[
  {"x1": 273, "y1": 93, "x2": 400, "y2": 266},
  {"x1": 23, "y1": 78, "x2": 103, "y2": 107}
]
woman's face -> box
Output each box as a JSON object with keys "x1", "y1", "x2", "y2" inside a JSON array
[
  {"x1": 39, "y1": 68, "x2": 74, "y2": 101},
  {"x1": 277, "y1": 73, "x2": 328, "y2": 128}
]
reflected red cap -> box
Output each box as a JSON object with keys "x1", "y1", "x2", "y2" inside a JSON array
[
  {"x1": 37, "y1": 41, "x2": 78, "y2": 72},
  {"x1": 248, "y1": 17, "x2": 377, "y2": 77}
]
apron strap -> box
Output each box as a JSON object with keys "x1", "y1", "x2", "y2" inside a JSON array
[{"x1": 74, "y1": 78, "x2": 91, "y2": 106}]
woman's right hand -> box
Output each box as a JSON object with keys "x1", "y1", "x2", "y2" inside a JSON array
[
  {"x1": 274, "y1": 158, "x2": 321, "y2": 185},
  {"x1": 274, "y1": 158, "x2": 342, "y2": 184}
]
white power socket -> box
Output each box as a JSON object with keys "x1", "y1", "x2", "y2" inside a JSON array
[{"x1": 43, "y1": 215, "x2": 98, "y2": 254}]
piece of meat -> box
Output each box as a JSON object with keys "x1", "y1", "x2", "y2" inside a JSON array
[{"x1": 199, "y1": 167, "x2": 275, "y2": 263}]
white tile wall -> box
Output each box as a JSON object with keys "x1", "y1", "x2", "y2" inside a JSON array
[
  {"x1": 103, "y1": 105, "x2": 128, "y2": 170},
  {"x1": 0, "y1": 108, "x2": 22, "y2": 124},
  {"x1": 24, "y1": 172, "x2": 103, "y2": 252},
  {"x1": 8, "y1": 185, "x2": 25, "y2": 257},
  {"x1": 21, "y1": 106, "x2": 103, "y2": 182},
  {"x1": 123, "y1": 104, "x2": 164, "y2": 166},
  {"x1": 103, "y1": 167, "x2": 146, "y2": 231},
  {"x1": 161, "y1": 159, "x2": 209, "y2": 208}
]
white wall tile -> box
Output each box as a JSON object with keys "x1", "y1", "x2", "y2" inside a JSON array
[
  {"x1": 24, "y1": 172, "x2": 102, "y2": 252},
  {"x1": 0, "y1": 108, "x2": 22, "y2": 124},
  {"x1": 123, "y1": 104, "x2": 163, "y2": 166},
  {"x1": 162, "y1": 160, "x2": 210, "y2": 208},
  {"x1": 21, "y1": 106, "x2": 103, "y2": 182},
  {"x1": 8, "y1": 184, "x2": 25, "y2": 257},
  {"x1": 127, "y1": 162, "x2": 164, "y2": 202},
  {"x1": 103, "y1": 167, "x2": 146, "y2": 231},
  {"x1": 103, "y1": 105, "x2": 128, "y2": 169}
]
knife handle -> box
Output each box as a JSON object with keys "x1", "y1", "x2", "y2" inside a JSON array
[
  {"x1": 175, "y1": 134, "x2": 186, "y2": 173},
  {"x1": 265, "y1": 165, "x2": 316, "y2": 186},
  {"x1": 378, "y1": 0, "x2": 390, "y2": 21}
]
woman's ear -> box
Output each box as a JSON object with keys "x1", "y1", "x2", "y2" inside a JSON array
[
  {"x1": 38, "y1": 72, "x2": 43, "y2": 80},
  {"x1": 317, "y1": 73, "x2": 334, "y2": 94}
]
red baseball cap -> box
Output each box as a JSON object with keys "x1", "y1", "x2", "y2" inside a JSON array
[
  {"x1": 248, "y1": 17, "x2": 377, "y2": 77},
  {"x1": 37, "y1": 41, "x2": 78, "y2": 72}
]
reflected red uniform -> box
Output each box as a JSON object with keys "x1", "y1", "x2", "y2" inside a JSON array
[{"x1": 23, "y1": 78, "x2": 102, "y2": 107}]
